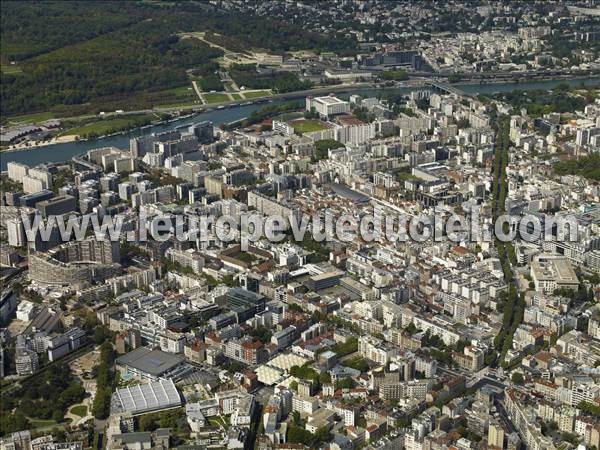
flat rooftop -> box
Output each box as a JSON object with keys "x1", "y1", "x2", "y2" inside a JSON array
[
  {"x1": 116, "y1": 347, "x2": 184, "y2": 377},
  {"x1": 532, "y1": 257, "x2": 578, "y2": 282},
  {"x1": 315, "y1": 96, "x2": 346, "y2": 105}
]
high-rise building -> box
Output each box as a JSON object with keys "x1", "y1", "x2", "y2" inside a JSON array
[
  {"x1": 7, "y1": 162, "x2": 29, "y2": 183},
  {"x1": 7, "y1": 217, "x2": 27, "y2": 247},
  {"x1": 22, "y1": 175, "x2": 49, "y2": 194},
  {"x1": 188, "y1": 121, "x2": 214, "y2": 144}
]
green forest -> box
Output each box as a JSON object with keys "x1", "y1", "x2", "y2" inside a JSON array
[{"x1": 0, "y1": 1, "x2": 356, "y2": 118}]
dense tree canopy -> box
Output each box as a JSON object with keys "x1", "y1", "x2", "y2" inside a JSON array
[
  {"x1": 554, "y1": 154, "x2": 600, "y2": 181},
  {"x1": 1, "y1": 1, "x2": 356, "y2": 117},
  {"x1": 0, "y1": 363, "x2": 85, "y2": 436}
]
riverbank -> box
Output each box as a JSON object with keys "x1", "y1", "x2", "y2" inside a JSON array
[
  {"x1": 3, "y1": 74, "x2": 597, "y2": 155},
  {"x1": 1, "y1": 75, "x2": 598, "y2": 170},
  {"x1": 2, "y1": 135, "x2": 79, "y2": 153},
  {"x1": 1, "y1": 112, "x2": 199, "y2": 155}
]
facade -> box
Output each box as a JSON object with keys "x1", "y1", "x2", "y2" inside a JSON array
[
  {"x1": 36, "y1": 195, "x2": 77, "y2": 218},
  {"x1": 358, "y1": 336, "x2": 399, "y2": 365},
  {"x1": 247, "y1": 191, "x2": 301, "y2": 229},
  {"x1": 46, "y1": 327, "x2": 86, "y2": 361},
  {"x1": 166, "y1": 248, "x2": 204, "y2": 274},
  {"x1": 29, "y1": 239, "x2": 121, "y2": 288},
  {"x1": 7, "y1": 162, "x2": 29, "y2": 183}
]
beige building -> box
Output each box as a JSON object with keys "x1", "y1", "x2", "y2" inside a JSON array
[{"x1": 531, "y1": 255, "x2": 579, "y2": 294}]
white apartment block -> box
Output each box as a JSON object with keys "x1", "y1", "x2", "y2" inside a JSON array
[
  {"x1": 7, "y1": 162, "x2": 29, "y2": 183},
  {"x1": 412, "y1": 315, "x2": 461, "y2": 346},
  {"x1": 325, "y1": 400, "x2": 357, "y2": 426},
  {"x1": 306, "y1": 95, "x2": 350, "y2": 118},
  {"x1": 272, "y1": 120, "x2": 294, "y2": 136},
  {"x1": 28, "y1": 167, "x2": 52, "y2": 187},
  {"x1": 292, "y1": 395, "x2": 319, "y2": 415},
  {"x1": 7, "y1": 218, "x2": 27, "y2": 248},
  {"x1": 166, "y1": 248, "x2": 204, "y2": 274},
  {"x1": 588, "y1": 315, "x2": 600, "y2": 341},
  {"x1": 358, "y1": 335, "x2": 398, "y2": 365},
  {"x1": 22, "y1": 175, "x2": 49, "y2": 194}
]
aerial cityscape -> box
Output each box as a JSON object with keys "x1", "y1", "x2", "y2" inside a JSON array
[{"x1": 0, "y1": 1, "x2": 599, "y2": 450}]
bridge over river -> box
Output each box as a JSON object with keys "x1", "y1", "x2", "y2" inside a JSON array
[{"x1": 424, "y1": 81, "x2": 468, "y2": 96}]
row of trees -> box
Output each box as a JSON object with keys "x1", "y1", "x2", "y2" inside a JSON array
[
  {"x1": 192, "y1": 62, "x2": 224, "y2": 92},
  {"x1": 91, "y1": 342, "x2": 116, "y2": 419},
  {"x1": 287, "y1": 424, "x2": 331, "y2": 447},
  {"x1": 138, "y1": 408, "x2": 190, "y2": 433},
  {"x1": 381, "y1": 70, "x2": 409, "y2": 81},
  {"x1": 491, "y1": 117, "x2": 525, "y2": 368}
]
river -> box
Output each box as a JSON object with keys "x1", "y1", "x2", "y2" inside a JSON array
[{"x1": 1, "y1": 76, "x2": 598, "y2": 170}]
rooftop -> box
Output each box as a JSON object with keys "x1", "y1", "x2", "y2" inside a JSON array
[
  {"x1": 314, "y1": 95, "x2": 347, "y2": 105},
  {"x1": 116, "y1": 347, "x2": 184, "y2": 377},
  {"x1": 112, "y1": 379, "x2": 181, "y2": 415}
]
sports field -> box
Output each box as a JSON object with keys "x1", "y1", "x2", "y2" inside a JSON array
[{"x1": 291, "y1": 119, "x2": 329, "y2": 133}]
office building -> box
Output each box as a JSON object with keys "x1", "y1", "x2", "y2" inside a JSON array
[
  {"x1": 531, "y1": 255, "x2": 579, "y2": 294},
  {"x1": 306, "y1": 95, "x2": 351, "y2": 118},
  {"x1": 36, "y1": 195, "x2": 77, "y2": 218}
]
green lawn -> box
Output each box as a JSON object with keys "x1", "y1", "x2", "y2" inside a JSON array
[
  {"x1": 145, "y1": 85, "x2": 197, "y2": 108},
  {"x1": 70, "y1": 405, "x2": 87, "y2": 417},
  {"x1": 292, "y1": 119, "x2": 329, "y2": 133},
  {"x1": 203, "y1": 92, "x2": 230, "y2": 104},
  {"x1": 29, "y1": 418, "x2": 57, "y2": 429},
  {"x1": 243, "y1": 90, "x2": 271, "y2": 99},
  {"x1": 59, "y1": 113, "x2": 156, "y2": 138},
  {"x1": 1, "y1": 65, "x2": 22, "y2": 75},
  {"x1": 6, "y1": 111, "x2": 56, "y2": 125},
  {"x1": 233, "y1": 252, "x2": 257, "y2": 263},
  {"x1": 231, "y1": 93, "x2": 243, "y2": 100},
  {"x1": 208, "y1": 416, "x2": 226, "y2": 427}
]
